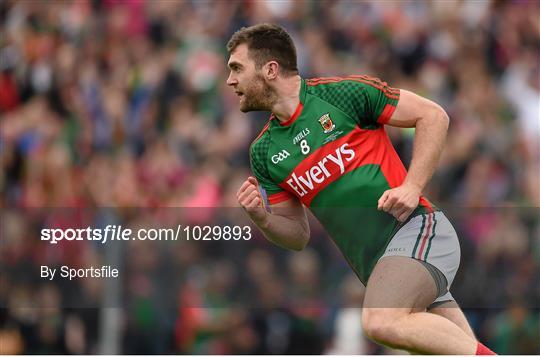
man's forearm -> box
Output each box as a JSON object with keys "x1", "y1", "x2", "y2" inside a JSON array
[
  {"x1": 404, "y1": 106, "x2": 449, "y2": 192},
  {"x1": 251, "y1": 212, "x2": 310, "y2": 251}
]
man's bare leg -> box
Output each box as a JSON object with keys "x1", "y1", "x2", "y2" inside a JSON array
[
  {"x1": 429, "y1": 300, "x2": 476, "y2": 339},
  {"x1": 362, "y1": 256, "x2": 478, "y2": 354}
]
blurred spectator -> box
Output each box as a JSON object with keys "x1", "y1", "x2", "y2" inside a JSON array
[{"x1": 325, "y1": 274, "x2": 372, "y2": 354}]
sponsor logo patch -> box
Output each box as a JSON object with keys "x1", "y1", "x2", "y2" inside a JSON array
[
  {"x1": 293, "y1": 128, "x2": 311, "y2": 145},
  {"x1": 386, "y1": 247, "x2": 406, "y2": 253},
  {"x1": 271, "y1": 150, "x2": 290, "y2": 164},
  {"x1": 286, "y1": 143, "x2": 355, "y2": 197}
]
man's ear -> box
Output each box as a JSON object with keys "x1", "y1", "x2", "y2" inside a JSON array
[{"x1": 264, "y1": 61, "x2": 279, "y2": 80}]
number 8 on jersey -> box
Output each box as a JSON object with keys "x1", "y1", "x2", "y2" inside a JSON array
[{"x1": 300, "y1": 139, "x2": 310, "y2": 155}]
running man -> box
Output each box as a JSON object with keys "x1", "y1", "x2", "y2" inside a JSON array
[{"x1": 227, "y1": 23, "x2": 495, "y2": 354}]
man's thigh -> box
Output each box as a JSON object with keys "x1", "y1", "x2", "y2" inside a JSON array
[
  {"x1": 380, "y1": 211, "x2": 461, "y2": 301},
  {"x1": 363, "y1": 256, "x2": 437, "y2": 310}
]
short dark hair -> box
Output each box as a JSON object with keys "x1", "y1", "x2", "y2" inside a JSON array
[{"x1": 227, "y1": 23, "x2": 298, "y2": 76}]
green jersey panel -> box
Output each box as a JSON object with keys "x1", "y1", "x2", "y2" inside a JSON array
[
  {"x1": 306, "y1": 75, "x2": 400, "y2": 128},
  {"x1": 250, "y1": 126, "x2": 284, "y2": 196}
]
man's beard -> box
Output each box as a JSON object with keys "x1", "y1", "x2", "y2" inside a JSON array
[{"x1": 239, "y1": 75, "x2": 276, "y2": 113}]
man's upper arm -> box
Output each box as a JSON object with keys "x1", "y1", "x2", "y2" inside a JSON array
[
  {"x1": 385, "y1": 89, "x2": 448, "y2": 128},
  {"x1": 352, "y1": 76, "x2": 446, "y2": 128},
  {"x1": 353, "y1": 75, "x2": 400, "y2": 127}
]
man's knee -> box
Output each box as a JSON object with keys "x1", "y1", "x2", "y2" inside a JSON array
[{"x1": 362, "y1": 309, "x2": 404, "y2": 346}]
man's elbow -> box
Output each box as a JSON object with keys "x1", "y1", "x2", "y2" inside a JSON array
[
  {"x1": 290, "y1": 238, "x2": 309, "y2": 251},
  {"x1": 291, "y1": 227, "x2": 310, "y2": 251},
  {"x1": 434, "y1": 104, "x2": 450, "y2": 129},
  {"x1": 417, "y1": 104, "x2": 449, "y2": 132}
]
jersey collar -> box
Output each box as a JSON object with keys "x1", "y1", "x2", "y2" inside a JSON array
[{"x1": 277, "y1": 78, "x2": 307, "y2": 127}]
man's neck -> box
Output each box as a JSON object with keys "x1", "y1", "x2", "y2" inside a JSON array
[{"x1": 271, "y1": 75, "x2": 302, "y2": 123}]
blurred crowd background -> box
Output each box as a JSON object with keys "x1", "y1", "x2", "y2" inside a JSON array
[{"x1": 1, "y1": 0, "x2": 539, "y2": 354}]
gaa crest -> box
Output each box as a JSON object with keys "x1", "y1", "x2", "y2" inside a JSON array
[{"x1": 318, "y1": 113, "x2": 335, "y2": 133}]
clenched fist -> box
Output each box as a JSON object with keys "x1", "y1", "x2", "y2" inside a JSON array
[
  {"x1": 377, "y1": 183, "x2": 421, "y2": 222},
  {"x1": 237, "y1": 176, "x2": 268, "y2": 224}
]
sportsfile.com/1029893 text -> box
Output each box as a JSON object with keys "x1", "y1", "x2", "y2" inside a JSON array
[{"x1": 40, "y1": 225, "x2": 252, "y2": 244}]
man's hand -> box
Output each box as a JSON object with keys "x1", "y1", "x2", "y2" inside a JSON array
[
  {"x1": 236, "y1": 177, "x2": 309, "y2": 251},
  {"x1": 237, "y1": 176, "x2": 268, "y2": 226},
  {"x1": 377, "y1": 183, "x2": 421, "y2": 222}
]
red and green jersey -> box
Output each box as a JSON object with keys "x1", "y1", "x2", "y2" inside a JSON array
[{"x1": 250, "y1": 75, "x2": 435, "y2": 284}]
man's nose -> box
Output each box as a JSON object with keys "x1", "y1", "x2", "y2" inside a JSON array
[{"x1": 227, "y1": 73, "x2": 237, "y2": 86}]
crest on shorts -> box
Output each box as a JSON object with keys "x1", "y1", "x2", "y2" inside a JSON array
[{"x1": 318, "y1": 113, "x2": 335, "y2": 134}]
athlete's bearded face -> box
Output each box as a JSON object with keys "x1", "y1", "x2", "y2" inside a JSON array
[{"x1": 227, "y1": 44, "x2": 276, "y2": 112}]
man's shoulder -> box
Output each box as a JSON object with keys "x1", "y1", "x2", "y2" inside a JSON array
[
  {"x1": 305, "y1": 75, "x2": 373, "y2": 90},
  {"x1": 304, "y1": 75, "x2": 372, "y2": 105},
  {"x1": 305, "y1": 74, "x2": 392, "y2": 93},
  {"x1": 303, "y1": 76, "x2": 370, "y2": 118}
]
